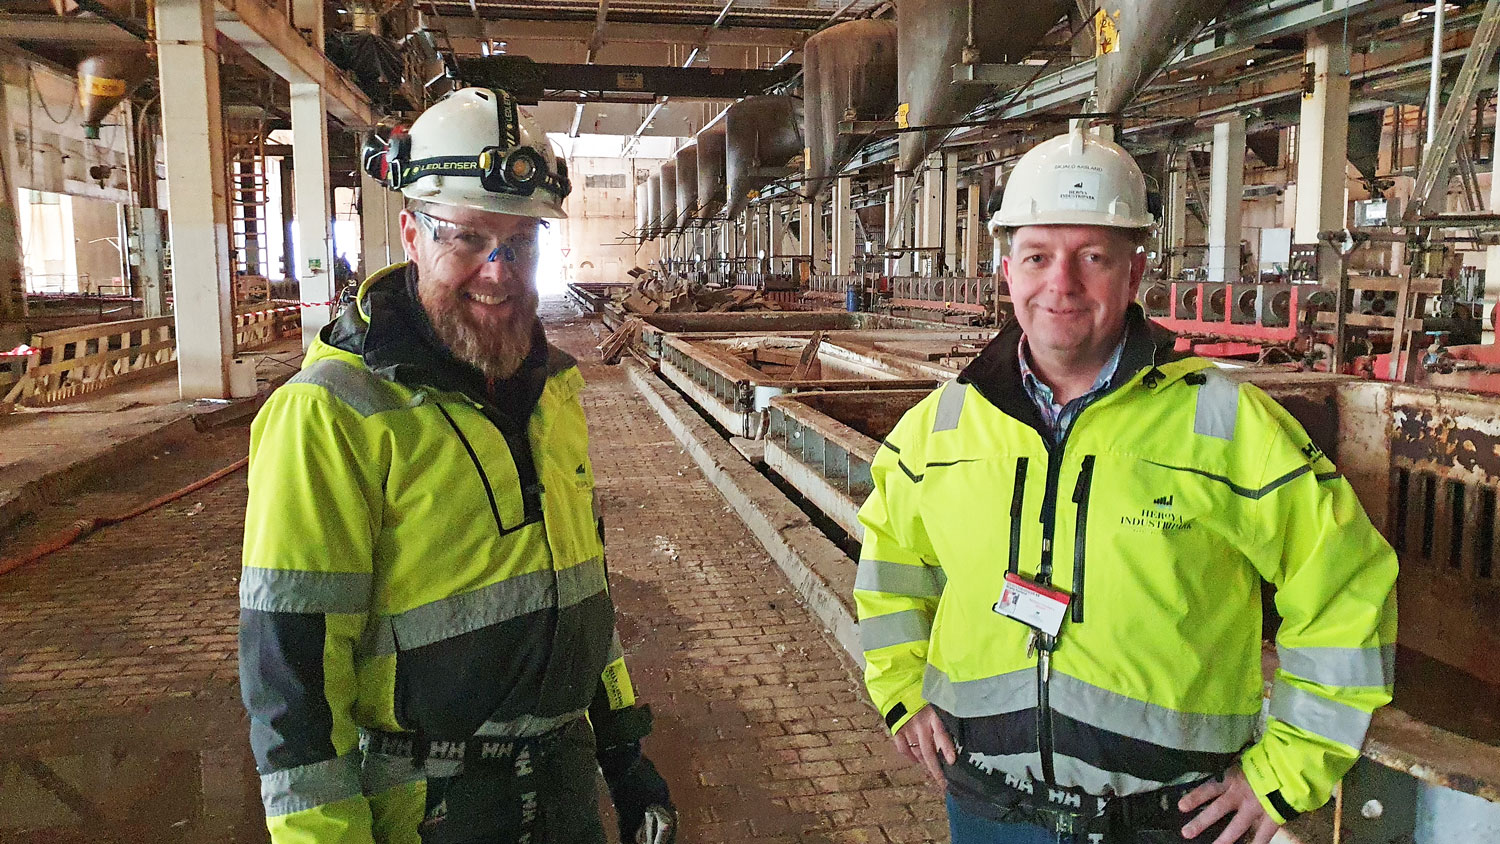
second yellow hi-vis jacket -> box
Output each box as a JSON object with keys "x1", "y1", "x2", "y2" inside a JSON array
[
  {"x1": 854, "y1": 306, "x2": 1398, "y2": 824},
  {"x1": 240, "y1": 265, "x2": 636, "y2": 844}
]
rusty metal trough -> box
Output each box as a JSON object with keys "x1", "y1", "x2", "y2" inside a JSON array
[
  {"x1": 658, "y1": 329, "x2": 989, "y2": 438},
  {"x1": 762, "y1": 370, "x2": 1500, "y2": 836}
]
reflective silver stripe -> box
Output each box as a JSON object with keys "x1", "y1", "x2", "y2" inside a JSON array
[
  {"x1": 557, "y1": 557, "x2": 608, "y2": 608},
  {"x1": 859, "y1": 609, "x2": 932, "y2": 652},
  {"x1": 854, "y1": 558, "x2": 947, "y2": 598},
  {"x1": 240, "y1": 567, "x2": 372, "y2": 614},
  {"x1": 923, "y1": 664, "x2": 1034, "y2": 718},
  {"x1": 1193, "y1": 370, "x2": 1240, "y2": 441},
  {"x1": 288, "y1": 359, "x2": 405, "y2": 417},
  {"x1": 925, "y1": 666, "x2": 1256, "y2": 753},
  {"x1": 476, "y1": 709, "x2": 585, "y2": 738},
  {"x1": 1049, "y1": 674, "x2": 1257, "y2": 753},
  {"x1": 932, "y1": 380, "x2": 967, "y2": 432},
  {"x1": 1277, "y1": 644, "x2": 1395, "y2": 689},
  {"x1": 360, "y1": 750, "x2": 426, "y2": 796},
  {"x1": 261, "y1": 754, "x2": 363, "y2": 817},
  {"x1": 1268, "y1": 680, "x2": 1372, "y2": 749},
  {"x1": 961, "y1": 749, "x2": 1205, "y2": 798},
  {"x1": 373, "y1": 558, "x2": 606, "y2": 655}
]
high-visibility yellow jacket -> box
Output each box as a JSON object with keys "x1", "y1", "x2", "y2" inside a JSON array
[
  {"x1": 240, "y1": 265, "x2": 635, "y2": 844},
  {"x1": 855, "y1": 308, "x2": 1398, "y2": 824}
]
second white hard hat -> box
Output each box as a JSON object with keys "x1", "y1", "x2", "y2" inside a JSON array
[{"x1": 988, "y1": 128, "x2": 1153, "y2": 237}]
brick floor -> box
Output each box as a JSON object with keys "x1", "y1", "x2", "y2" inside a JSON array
[{"x1": 0, "y1": 298, "x2": 945, "y2": 844}]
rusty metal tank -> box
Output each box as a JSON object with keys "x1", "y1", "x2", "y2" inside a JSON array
[
  {"x1": 645, "y1": 172, "x2": 662, "y2": 240},
  {"x1": 675, "y1": 143, "x2": 700, "y2": 229},
  {"x1": 896, "y1": 0, "x2": 1068, "y2": 173},
  {"x1": 804, "y1": 20, "x2": 898, "y2": 197},
  {"x1": 1094, "y1": 0, "x2": 1232, "y2": 113},
  {"x1": 658, "y1": 161, "x2": 679, "y2": 236},
  {"x1": 724, "y1": 95, "x2": 805, "y2": 220},
  {"x1": 77, "y1": 51, "x2": 153, "y2": 140},
  {"x1": 696, "y1": 121, "x2": 727, "y2": 221}
]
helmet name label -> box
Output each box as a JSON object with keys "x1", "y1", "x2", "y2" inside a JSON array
[{"x1": 1054, "y1": 164, "x2": 1103, "y2": 210}]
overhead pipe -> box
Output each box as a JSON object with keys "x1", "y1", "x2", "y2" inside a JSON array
[
  {"x1": 803, "y1": 19, "x2": 898, "y2": 197},
  {"x1": 1428, "y1": 0, "x2": 1446, "y2": 145}
]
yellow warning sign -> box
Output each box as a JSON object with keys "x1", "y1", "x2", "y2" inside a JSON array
[
  {"x1": 1094, "y1": 8, "x2": 1119, "y2": 57},
  {"x1": 83, "y1": 76, "x2": 128, "y2": 98},
  {"x1": 895, "y1": 102, "x2": 910, "y2": 130}
]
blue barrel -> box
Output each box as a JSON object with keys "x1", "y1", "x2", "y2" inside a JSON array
[{"x1": 845, "y1": 286, "x2": 859, "y2": 312}]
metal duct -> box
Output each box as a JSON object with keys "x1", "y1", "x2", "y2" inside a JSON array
[
  {"x1": 646, "y1": 172, "x2": 662, "y2": 239},
  {"x1": 1095, "y1": 0, "x2": 1233, "y2": 114},
  {"x1": 724, "y1": 95, "x2": 805, "y2": 220},
  {"x1": 696, "y1": 123, "x2": 727, "y2": 221},
  {"x1": 636, "y1": 181, "x2": 652, "y2": 240},
  {"x1": 77, "y1": 51, "x2": 152, "y2": 140},
  {"x1": 804, "y1": 20, "x2": 898, "y2": 196},
  {"x1": 675, "y1": 144, "x2": 700, "y2": 229},
  {"x1": 659, "y1": 160, "x2": 679, "y2": 236},
  {"x1": 896, "y1": 0, "x2": 1067, "y2": 173}
]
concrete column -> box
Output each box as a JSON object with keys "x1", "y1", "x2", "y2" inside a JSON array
[
  {"x1": 360, "y1": 174, "x2": 400, "y2": 278},
  {"x1": 832, "y1": 176, "x2": 856, "y2": 276},
  {"x1": 964, "y1": 182, "x2": 981, "y2": 277},
  {"x1": 768, "y1": 202, "x2": 785, "y2": 275},
  {"x1": 943, "y1": 151, "x2": 960, "y2": 275},
  {"x1": 799, "y1": 197, "x2": 825, "y2": 276},
  {"x1": 1166, "y1": 156, "x2": 1188, "y2": 278},
  {"x1": 155, "y1": 0, "x2": 233, "y2": 399},
  {"x1": 1294, "y1": 25, "x2": 1351, "y2": 287},
  {"x1": 291, "y1": 82, "x2": 333, "y2": 347},
  {"x1": 919, "y1": 155, "x2": 944, "y2": 275},
  {"x1": 0, "y1": 75, "x2": 26, "y2": 325},
  {"x1": 1206, "y1": 115, "x2": 1246, "y2": 283},
  {"x1": 138, "y1": 208, "x2": 168, "y2": 316}
]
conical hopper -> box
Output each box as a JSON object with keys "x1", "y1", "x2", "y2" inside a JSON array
[
  {"x1": 77, "y1": 51, "x2": 152, "y2": 140},
  {"x1": 804, "y1": 20, "x2": 898, "y2": 196},
  {"x1": 645, "y1": 173, "x2": 662, "y2": 239},
  {"x1": 1095, "y1": 0, "x2": 1233, "y2": 113},
  {"x1": 896, "y1": 0, "x2": 1068, "y2": 173},
  {"x1": 658, "y1": 161, "x2": 679, "y2": 235},
  {"x1": 724, "y1": 95, "x2": 805, "y2": 220},
  {"x1": 675, "y1": 144, "x2": 699, "y2": 229},
  {"x1": 696, "y1": 122, "x2": 727, "y2": 221}
]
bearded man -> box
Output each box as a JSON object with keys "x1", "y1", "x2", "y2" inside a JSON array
[{"x1": 239, "y1": 87, "x2": 674, "y2": 844}]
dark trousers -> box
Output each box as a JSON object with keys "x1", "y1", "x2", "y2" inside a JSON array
[
  {"x1": 946, "y1": 793, "x2": 1241, "y2": 844},
  {"x1": 417, "y1": 719, "x2": 606, "y2": 844}
]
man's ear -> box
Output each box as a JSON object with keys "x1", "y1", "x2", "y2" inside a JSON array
[{"x1": 399, "y1": 209, "x2": 421, "y2": 261}]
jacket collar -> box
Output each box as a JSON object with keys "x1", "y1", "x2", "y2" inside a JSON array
[{"x1": 958, "y1": 303, "x2": 1184, "y2": 430}]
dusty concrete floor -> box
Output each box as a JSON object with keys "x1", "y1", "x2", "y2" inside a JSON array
[{"x1": 0, "y1": 299, "x2": 943, "y2": 844}]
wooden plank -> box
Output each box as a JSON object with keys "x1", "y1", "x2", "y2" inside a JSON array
[
  {"x1": 790, "y1": 332, "x2": 825, "y2": 381},
  {"x1": 30, "y1": 316, "x2": 173, "y2": 347}
]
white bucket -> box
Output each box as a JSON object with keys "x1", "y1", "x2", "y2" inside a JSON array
[{"x1": 229, "y1": 357, "x2": 258, "y2": 398}]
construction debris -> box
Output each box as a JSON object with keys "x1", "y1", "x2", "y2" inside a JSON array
[
  {"x1": 597, "y1": 317, "x2": 645, "y2": 365},
  {"x1": 614, "y1": 274, "x2": 785, "y2": 316}
]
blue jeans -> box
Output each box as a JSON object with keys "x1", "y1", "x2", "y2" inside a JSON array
[{"x1": 946, "y1": 794, "x2": 1080, "y2": 844}]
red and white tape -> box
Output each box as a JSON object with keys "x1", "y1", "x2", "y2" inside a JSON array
[{"x1": 1, "y1": 344, "x2": 37, "y2": 358}]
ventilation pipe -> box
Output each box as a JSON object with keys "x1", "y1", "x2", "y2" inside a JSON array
[
  {"x1": 896, "y1": 0, "x2": 1068, "y2": 173},
  {"x1": 724, "y1": 95, "x2": 805, "y2": 220},
  {"x1": 804, "y1": 20, "x2": 898, "y2": 196}
]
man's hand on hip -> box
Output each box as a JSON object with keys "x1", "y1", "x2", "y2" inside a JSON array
[
  {"x1": 1178, "y1": 764, "x2": 1281, "y2": 844},
  {"x1": 892, "y1": 705, "x2": 956, "y2": 785}
]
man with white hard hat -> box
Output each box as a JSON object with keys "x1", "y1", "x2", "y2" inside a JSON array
[
  {"x1": 240, "y1": 86, "x2": 675, "y2": 844},
  {"x1": 854, "y1": 128, "x2": 1398, "y2": 843}
]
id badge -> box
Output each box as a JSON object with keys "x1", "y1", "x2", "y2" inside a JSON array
[{"x1": 992, "y1": 572, "x2": 1071, "y2": 637}]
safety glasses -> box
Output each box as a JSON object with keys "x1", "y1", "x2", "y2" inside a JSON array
[{"x1": 412, "y1": 209, "x2": 541, "y2": 264}]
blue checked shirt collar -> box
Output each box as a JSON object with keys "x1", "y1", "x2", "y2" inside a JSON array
[{"x1": 1018, "y1": 327, "x2": 1129, "y2": 447}]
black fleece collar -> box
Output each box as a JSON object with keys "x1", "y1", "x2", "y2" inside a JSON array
[{"x1": 957, "y1": 303, "x2": 1183, "y2": 430}]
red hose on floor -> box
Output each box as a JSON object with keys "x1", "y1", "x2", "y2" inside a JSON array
[{"x1": 0, "y1": 457, "x2": 249, "y2": 577}]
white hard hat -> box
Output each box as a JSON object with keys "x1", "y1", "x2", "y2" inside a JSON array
[
  {"x1": 988, "y1": 128, "x2": 1152, "y2": 237},
  {"x1": 362, "y1": 87, "x2": 570, "y2": 219}
]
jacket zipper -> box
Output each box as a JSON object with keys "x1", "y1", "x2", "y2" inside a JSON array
[
  {"x1": 1035, "y1": 438, "x2": 1064, "y2": 786},
  {"x1": 1071, "y1": 456, "x2": 1096, "y2": 624},
  {"x1": 1008, "y1": 458, "x2": 1029, "y2": 574},
  {"x1": 436, "y1": 403, "x2": 536, "y2": 537}
]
